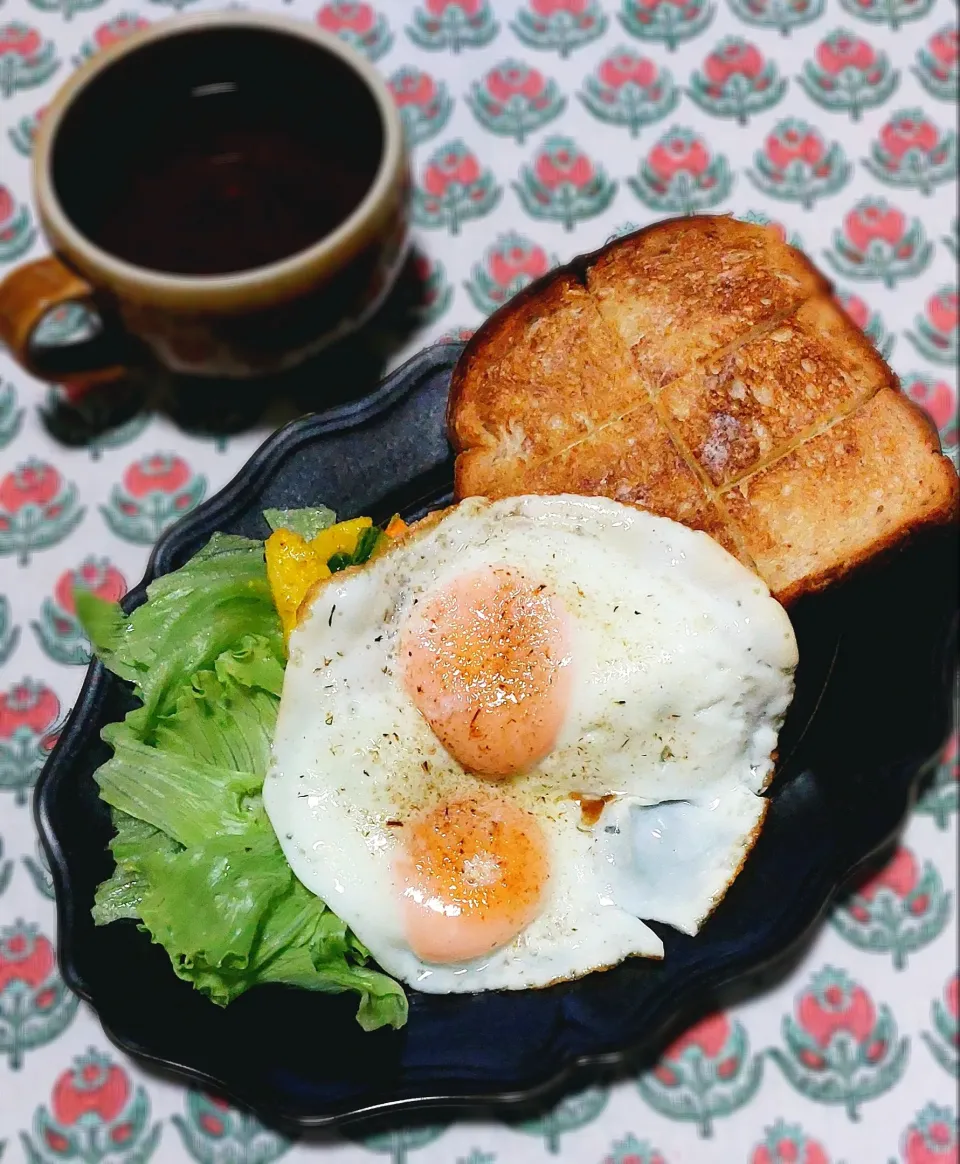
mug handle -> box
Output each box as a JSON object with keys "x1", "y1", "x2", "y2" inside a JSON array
[{"x1": 0, "y1": 255, "x2": 131, "y2": 402}]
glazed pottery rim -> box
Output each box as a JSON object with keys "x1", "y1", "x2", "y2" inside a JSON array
[{"x1": 32, "y1": 10, "x2": 405, "y2": 312}]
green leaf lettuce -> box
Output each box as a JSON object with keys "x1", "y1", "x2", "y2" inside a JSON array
[
  {"x1": 82, "y1": 528, "x2": 407, "y2": 1030},
  {"x1": 263, "y1": 506, "x2": 336, "y2": 540}
]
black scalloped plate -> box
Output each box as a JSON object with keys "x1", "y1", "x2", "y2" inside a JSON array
[{"x1": 35, "y1": 341, "x2": 957, "y2": 1131}]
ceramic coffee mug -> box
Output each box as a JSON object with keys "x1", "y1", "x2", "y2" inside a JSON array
[{"x1": 0, "y1": 11, "x2": 408, "y2": 393}]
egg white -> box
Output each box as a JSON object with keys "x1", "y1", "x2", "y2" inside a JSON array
[{"x1": 263, "y1": 495, "x2": 798, "y2": 993}]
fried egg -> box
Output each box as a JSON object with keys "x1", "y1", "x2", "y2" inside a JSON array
[{"x1": 263, "y1": 495, "x2": 798, "y2": 992}]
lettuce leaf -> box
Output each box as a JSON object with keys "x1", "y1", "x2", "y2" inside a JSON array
[
  {"x1": 92, "y1": 812, "x2": 175, "y2": 924},
  {"x1": 77, "y1": 533, "x2": 283, "y2": 734},
  {"x1": 263, "y1": 506, "x2": 336, "y2": 540},
  {"x1": 81, "y1": 526, "x2": 407, "y2": 1030},
  {"x1": 135, "y1": 828, "x2": 292, "y2": 981}
]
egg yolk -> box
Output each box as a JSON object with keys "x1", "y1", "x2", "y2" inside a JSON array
[
  {"x1": 396, "y1": 795, "x2": 549, "y2": 963},
  {"x1": 400, "y1": 566, "x2": 571, "y2": 777}
]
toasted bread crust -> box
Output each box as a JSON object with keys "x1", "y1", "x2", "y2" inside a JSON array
[{"x1": 449, "y1": 215, "x2": 959, "y2": 603}]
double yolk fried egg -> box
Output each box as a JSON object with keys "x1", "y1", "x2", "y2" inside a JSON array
[{"x1": 263, "y1": 495, "x2": 798, "y2": 993}]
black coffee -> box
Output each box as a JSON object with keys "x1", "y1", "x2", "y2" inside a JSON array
[{"x1": 52, "y1": 28, "x2": 383, "y2": 276}]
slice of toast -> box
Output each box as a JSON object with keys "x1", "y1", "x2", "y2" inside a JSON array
[
  {"x1": 586, "y1": 215, "x2": 830, "y2": 394},
  {"x1": 519, "y1": 402, "x2": 740, "y2": 557},
  {"x1": 721, "y1": 388, "x2": 958, "y2": 602},
  {"x1": 660, "y1": 295, "x2": 895, "y2": 489},
  {"x1": 449, "y1": 268, "x2": 730, "y2": 548},
  {"x1": 448, "y1": 216, "x2": 958, "y2": 603},
  {"x1": 450, "y1": 273, "x2": 627, "y2": 497}
]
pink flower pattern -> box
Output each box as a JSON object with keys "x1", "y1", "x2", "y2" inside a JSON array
[{"x1": 0, "y1": 0, "x2": 954, "y2": 1155}]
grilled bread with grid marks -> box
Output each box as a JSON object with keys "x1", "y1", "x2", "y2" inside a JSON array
[{"x1": 448, "y1": 216, "x2": 958, "y2": 604}]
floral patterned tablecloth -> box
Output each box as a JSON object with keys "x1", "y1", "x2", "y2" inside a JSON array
[{"x1": 1, "y1": 0, "x2": 957, "y2": 1160}]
